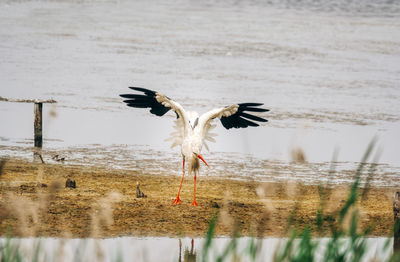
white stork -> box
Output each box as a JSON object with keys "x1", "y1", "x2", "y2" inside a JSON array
[{"x1": 120, "y1": 87, "x2": 269, "y2": 206}]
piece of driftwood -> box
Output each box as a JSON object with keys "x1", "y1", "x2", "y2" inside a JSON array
[
  {"x1": 0, "y1": 159, "x2": 6, "y2": 176},
  {"x1": 33, "y1": 151, "x2": 45, "y2": 164},
  {"x1": 394, "y1": 191, "x2": 400, "y2": 252},
  {"x1": 211, "y1": 202, "x2": 220, "y2": 208},
  {"x1": 65, "y1": 178, "x2": 76, "y2": 189},
  {"x1": 136, "y1": 182, "x2": 147, "y2": 198},
  {"x1": 52, "y1": 155, "x2": 65, "y2": 162}
]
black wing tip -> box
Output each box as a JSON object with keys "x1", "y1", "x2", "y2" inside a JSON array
[
  {"x1": 240, "y1": 112, "x2": 268, "y2": 122},
  {"x1": 128, "y1": 86, "x2": 143, "y2": 90},
  {"x1": 238, "y1": 103, "x2": 269, "y2": 112},
  {"x1": 220, "y1": 102, "x2": 269, "y2": 130},
  {"x1": 120, "y1": 87, "x2": 157, "y2": 99},
  {"x1": 239, "y1": 102, "x2": 264, "y2": 107},
  {"x1": 251, "y1": 108, "x2": 269, "y2": 112},
  {"x1": 120, "y1": 94, "x2": 138, "y2": 98},
  {"x1": 129, "y1": 87, "x2": 156, "y2": 95},
  {"x1": 121, "y1": 86, "x2": 171, "y2": 117}
]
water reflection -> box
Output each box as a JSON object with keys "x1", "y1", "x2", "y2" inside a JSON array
[
  {"x1": 0, "y1": 237, "x2": 393, "y2": 262},
  {"x1": 179, "y1": 239, "x2": 197, "y2": 262}
]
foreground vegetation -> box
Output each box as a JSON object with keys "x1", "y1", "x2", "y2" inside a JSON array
[
  {"x1": 201, "y1": 139, "x2": 400, "y2": 261},
  {"x1": 0, "y1": 139, "x2": 399, "y2": 261}
]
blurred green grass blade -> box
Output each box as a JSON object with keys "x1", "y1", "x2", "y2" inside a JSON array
[{"x1": 202, "y1": 214, "x2": 218, "y2": 262}]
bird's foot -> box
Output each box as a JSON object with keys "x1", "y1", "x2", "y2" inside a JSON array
[
  {"x1": 171, "y1": 196, "x2": 182, "y2": 205},
  {"x1": 191, "y1": 200, "x2": 199, "y2": 206}
]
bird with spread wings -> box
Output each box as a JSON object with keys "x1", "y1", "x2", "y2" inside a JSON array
[{"x1": 120, "y1": 87, "x2": 269, "y2": 206}]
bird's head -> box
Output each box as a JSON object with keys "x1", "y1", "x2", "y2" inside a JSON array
[
  {"x1": 193, "y1": 152, "x2": 209, "y2": 168},
  {"x1": 181, "y1": 137, "x2": 209, "y2": 170}
]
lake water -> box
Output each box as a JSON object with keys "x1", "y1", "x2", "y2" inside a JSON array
[
  {"x1": 0, "y1": 236, "x2": 394, "y2": 262},
  {"x1": 0, "y1": 0, "x2": 399, "y2": 186}
]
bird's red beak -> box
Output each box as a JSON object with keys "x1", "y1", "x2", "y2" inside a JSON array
[{"x1": 197, "y1": 154, "x2": 209, "y2": 167}]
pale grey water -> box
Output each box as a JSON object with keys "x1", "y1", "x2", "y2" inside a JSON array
[
  {"x1": 0, "y1": 237, "x2": 393, "y2": 262},
  {"x1": 0, "y1": 0, "x2": 400, "y2": 185}
]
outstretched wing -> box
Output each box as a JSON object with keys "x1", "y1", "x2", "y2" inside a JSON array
[
  {"x1": 120, "y1": 87, "x2": 190, "y2": 147},
  {"x1": 197, "y1": 103, "x2": 269, "y2": 144}
]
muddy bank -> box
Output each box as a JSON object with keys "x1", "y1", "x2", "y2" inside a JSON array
[{"x1": 0, "y1": 159, "x2": 395, "y2": 238}]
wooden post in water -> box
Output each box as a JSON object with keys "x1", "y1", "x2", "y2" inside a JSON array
[
  {"x1": 394, "y1": 191, "x2": 400, "y2": 253},
  {"x1": 34, "y1": 102, "x2": 43, "y2": 148},
  {"x1": 0, "y1": 96, "x2": 56, "y2": 162}
]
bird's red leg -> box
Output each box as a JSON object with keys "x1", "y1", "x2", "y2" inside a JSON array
[
  {"x1": 191, "y1": 172, "x2": 199, "y2": 206},
  {"x1": 172, "y1": 158, "x2": 185, "y2": 205}
]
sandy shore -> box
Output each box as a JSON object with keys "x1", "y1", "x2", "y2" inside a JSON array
[{"x1": 0, "y1": 158, "x2": 395, "y2": 238}]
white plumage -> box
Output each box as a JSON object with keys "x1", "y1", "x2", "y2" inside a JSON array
[{"x1": 120, "y1": 87, "x2": 269, "y2": 206}]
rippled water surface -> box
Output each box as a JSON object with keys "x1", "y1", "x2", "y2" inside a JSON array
[{"x1": 0, "y1": 0, "x2": 399, "y2": 185}]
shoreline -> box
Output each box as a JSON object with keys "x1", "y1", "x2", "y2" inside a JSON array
[{"x1": 0, "y1": 158, "x2": 395, "y2": 238}]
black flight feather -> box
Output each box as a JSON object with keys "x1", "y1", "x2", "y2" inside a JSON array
[
  {"x1": 129, "y1": 87, "x2": 156, "y2": 96},
  {"x1": 120, "y1": 87, "x2": 171, "y2": 117},
  {"x1": 240, "y1": 112, "x2": 268, "y2": 122},
  {"x1": 240, "y1": 107, "x2": 269, "y2": 113},
  {"x1": 220, "y1": 103, "x2": 269, "y2": 130},
  {"x1": 238, "y1": 103, "x2": 264, "y2": 107}
]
